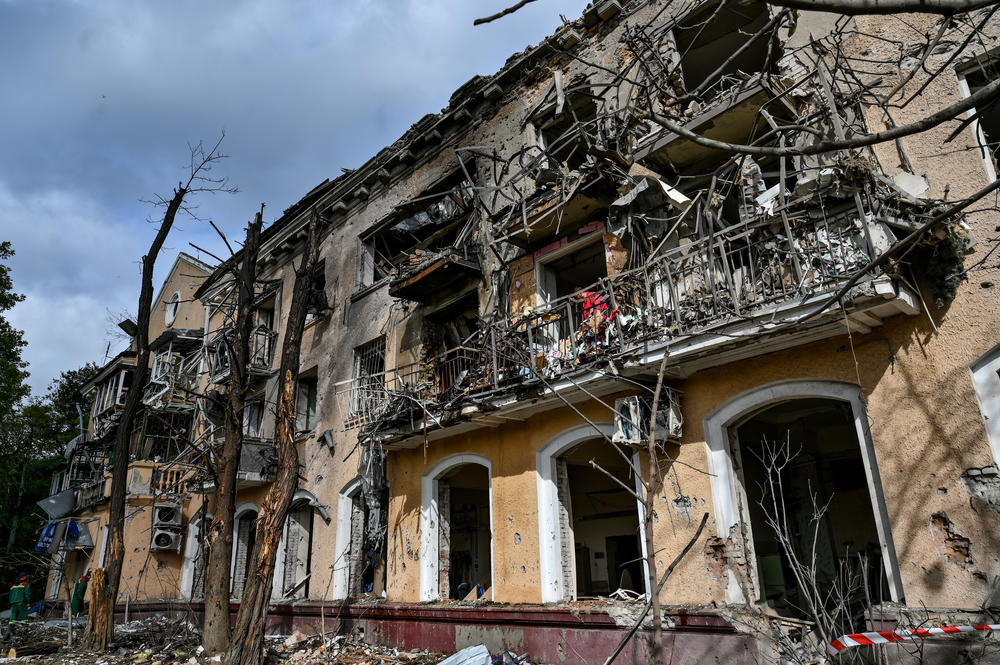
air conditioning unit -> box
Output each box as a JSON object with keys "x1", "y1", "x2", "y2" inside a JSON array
[
  {"x1": 150, "y1": 527, "x2": 183, "y2": 552},
  {"x1": 612, "y1": 391, "x2": 683, "y2": 446},
  {"x1": 153, "y1": 502, "x2": 182, "y2": 528}
]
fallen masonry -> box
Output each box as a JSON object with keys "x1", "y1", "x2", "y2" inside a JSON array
[{"x1": 1, "y1": 619, "x2": 450, "y2": 665}]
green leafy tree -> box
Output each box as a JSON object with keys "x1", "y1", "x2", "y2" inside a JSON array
[{"x1": 0, "y1": 241, "x2": 28, "y2": 424}]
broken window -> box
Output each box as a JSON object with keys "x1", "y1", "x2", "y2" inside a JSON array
[
  {"x1": 438, "y1": 463, "x2": 492, "y2": 600},
  {"x1": 232, "y1": 509, "x2": 258, "y2": 600},
  {"x1": 555, "y1": 438, "x2": 643, "y2": 599},
  {"x1": 360, "y1": 166, "x2": 477, "y2": 293},
  {"x1": 345, "y1": 487, "x2": 376, "y2": 596},
  {"x1": 672, "y1": 1, "x2": 772, "y2": 101},
  {"x1": 960, "y1": 57, "x2": 1000, "y2": 180},
  {"x1": 296, "y1": 371, "x2": 318, "y2": 432},
  {"x1": 243, "y1": 399, "x2": 265, "y2": 439},
  {"x1": 536, "y1": 234, "x2": 609, "y2": 304},
  {"x1": 527, "y1": 81, "x2": 598, "y2": 177},
  {"x1": 281, "y1": 501, "x2": 314, "y2": 599},
  {"x1": 350, "y1": 337, "x2": 387, "y2": 415},
  {"x1": 733, "y1": 398, "x2": 889, "y2": 614},
  {"x1": 132, "y1": 410, "x2": 191, "y2": 461},
  {"x1": 249, "y1": 295, "x2": 277, "y2": 370}
]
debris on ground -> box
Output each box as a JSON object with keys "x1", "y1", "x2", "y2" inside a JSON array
[
  {"x1": 265, "y1": 632, "x2": 445, "y2": 664},
  {"x1": 0, "y1": 617, "x2": 480, "y2": 665},
  {"x1": 438, "y1": 644, "x2": 490, "y2": 665}
]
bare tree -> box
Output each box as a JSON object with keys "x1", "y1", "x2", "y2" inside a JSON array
[
  {"x1": 223, "y1": 211, "x2": 322, "y2": 665},
  {"x1": 201, "y1": 210, "x2": 264, "y2": 653},
  {"x1": 85, "y1": 135, "x2": 234, "y2": 651}
]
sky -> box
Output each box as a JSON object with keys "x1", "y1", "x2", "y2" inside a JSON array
[{"x1": 0, "y1": 0, "x2": 587, "y2": 396}]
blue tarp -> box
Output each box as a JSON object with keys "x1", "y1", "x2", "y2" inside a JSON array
[{"x1": 35, "y1": 521, "x2": 59, "y2": 551}]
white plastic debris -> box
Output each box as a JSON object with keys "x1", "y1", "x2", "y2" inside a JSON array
[
  {"x1": 892, "y1": 171, "x2": 929, "y2": 199},
  {"x1": 438, "y1": 644, "x2": 491, "y2": 665}
]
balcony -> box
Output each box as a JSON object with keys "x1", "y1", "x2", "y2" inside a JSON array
[
  {"x1": 208, "y1": 325, "x2": 277, "y2": 383},
  {"x1": 634, "y1": 80, "x2": 796, "y2": 175},
  {"x1": 77, "y1": 479, "x2": 108, "y2": 510},
  {"x1": 150, "y1": 467, "x2": 190, "y2": 496},
  {"x1": 143, "y1": 353, "x2": 200, "y2": 409},
  {"x1": 249, "y1": 326, "x2": 277, "y2": 374},
  {"x1": 339, "y1": 168, "x2": 931, "y2": 444},
  {"x1": 334, "y1": 347, "x2": 483, "y2": 430},
  {"x1": 93, "y1": 403, "x2": 125, "y2": 439},
  {"x1": 388, "y1": 248, "x2": 481, "y2": 302},
  {"x1": 238, "y1": 436, "x2": 277, "y2": 485}
]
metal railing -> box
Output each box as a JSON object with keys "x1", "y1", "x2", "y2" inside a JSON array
[
  {"x1": 143, "y1": 351, "x2": 200, "y2": 408},
  {"x1": 249, "y1": 326, "x2": 277, "y2": 372},
  {"x1": 239, "y1": 437, "x2": 276, "y2": 481},
  {"x1": 337, "y1": 207, "x2": 884, "y2": 431},
  {"x1": 77, "y1": 480, "x2": 106, "y2": 509}
]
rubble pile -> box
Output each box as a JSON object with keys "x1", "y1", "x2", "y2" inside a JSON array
[
  {"x1": 266, "y1": 632, "x2": 444, "y2": 665},
  {"x1": 111, "y1": 617, "x2": 201, "y2": 654},
  {"x1": 0, "y1": 620, "x2": 464, "y2": 665}
]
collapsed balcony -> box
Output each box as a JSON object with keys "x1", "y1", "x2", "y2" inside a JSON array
[
  {"x1": 143, "y1": 329, "x2": 202, "y2": 408},
  {"x1": 340, "y1": 165, "x2": 951, "y2": 443},
  {"x1": 85, "y1": 351, "x2": 137, "y2": 440},
  {"x1": 207, "y1": 324, "x2": 278, "y2": 383},
  {"x1": 361, "y1": 167, "x2": 479, "y2": 300}
]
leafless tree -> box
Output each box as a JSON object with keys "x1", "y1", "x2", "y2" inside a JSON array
[
  {"x1": 85, "y1": 135, "x2": 235, "y2": 651},
  {"x1": 223, "y1": 211, "x2": 322, "y2": 665},
  {"x1": 200, "y1": 210, "x2": 264, "y2": 654}
]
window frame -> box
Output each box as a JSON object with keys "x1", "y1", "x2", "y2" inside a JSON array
[{"x1": 957, "y1": 55, "x2": 1000, "y2": 183}]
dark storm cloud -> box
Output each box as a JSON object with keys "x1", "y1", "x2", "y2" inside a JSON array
[{"x1": 0, "y1": 0, "x2": 585, "y2": 393}]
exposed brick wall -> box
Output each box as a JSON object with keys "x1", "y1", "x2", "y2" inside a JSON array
[{"x1": 438, "y1": 480, "x2": 451, "y2": 598}]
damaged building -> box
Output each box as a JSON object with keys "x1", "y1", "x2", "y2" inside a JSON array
[{"x1": 40, "y1": 0, "x2": 1000, "y2": 662}]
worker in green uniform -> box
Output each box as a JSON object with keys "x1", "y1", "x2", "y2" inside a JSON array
[
  {"x1": 8, "y1": 573, "x2": 29, "y2": 624},
  {"x1": 70, "y1": 572, "x2": 89, "y2": 618}
]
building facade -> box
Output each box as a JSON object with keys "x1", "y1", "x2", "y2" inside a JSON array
[{"x1": 43, "y1": 1, "x2": 1000, "y2": 662}]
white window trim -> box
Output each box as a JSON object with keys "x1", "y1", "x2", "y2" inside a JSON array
[
  {"x1": 230, "y1": 502, "x2": 259, "y2": 594},
  {"x1": 971, "y1": 343, "x2": 1000, "y2": 463},
  {"x1": 702, "y1": 379, "x2": 904, "y2": 604},
  {"x1": 535, "y1": 422, "x2": 650, "y2": 603},
  {"x1": 956, "y1": 65, "x2": 998, "y2": 183},
  {"x1": 419, "y1": 453, "x2": 494, "y2": 602},
  {"x1": 165, "y1": 291, "x2": 181, "y2": 327},
  {"x1": 333, "y1": 478, "x2": 364, "y2": 600},
  {"x1": 180, "y1": 515, "x2": 206, "y2": 600},
  {"x1": 533, "y1": 232, "x2": 605, "y2": 305}
]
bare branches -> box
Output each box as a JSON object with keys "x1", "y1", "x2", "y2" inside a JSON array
[
  {"x1": 767, "y1": 0, "x2": 999, "y2": 15},
  {"x1": 473, "y1": 0, "x2": 541, "y2": 25},
  {"x1": 603, "y1": 513, "x2": 710, "y2": 665},
  {"x1": 642, "y1": 76, "x2": 1000, "y2": 157}
]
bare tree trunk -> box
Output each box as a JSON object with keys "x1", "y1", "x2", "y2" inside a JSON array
[
  {"x1": 643, "y1": 353, "x2": 670, "y2": 664},
  {"x1": 224, "y1": 212, "x2": 320, "y2": 665},
  {"x1": 85, "y1": 187, "x2": 187, "y2": 651},
  {"x1": 85, "y1": 136, "x2": 233, "y2": 651},
  {"x1": 202, "y1": 212, "x2": 263, "y2": 654}
]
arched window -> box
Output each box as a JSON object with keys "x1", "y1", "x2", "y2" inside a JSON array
[
  {"x1": 703, "y1": 380, "x2": 903, "y2": 606},
  {"x1": 535, "y1": 423, "x2": 649, "y2": 603},
  {"x1": 165, "y1": 291, "x2": 181, "y2": 327},
  {"x1": 231, "y1": 504, "x2": 258, "y2": 600},
  {"x1": 420, "y1": 454, "x2": 494, "y2": 601}
]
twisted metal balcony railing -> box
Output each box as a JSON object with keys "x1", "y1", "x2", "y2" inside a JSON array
[{"x1": 335, "y1": 200, "x2": 889, "y2": 432}]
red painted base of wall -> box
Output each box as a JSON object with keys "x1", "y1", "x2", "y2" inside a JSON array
[{"x1": 107, "y1": 600, "x2": 758, "y2": 665}]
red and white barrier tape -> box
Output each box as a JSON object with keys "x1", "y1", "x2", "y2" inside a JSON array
[{"x1": 828, "y1": 623, "x2": 1000, "y2": 658}]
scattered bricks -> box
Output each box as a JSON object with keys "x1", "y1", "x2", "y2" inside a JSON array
[{"x1": 929, "y1": 512, "x2": 974, "y2": 569}]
